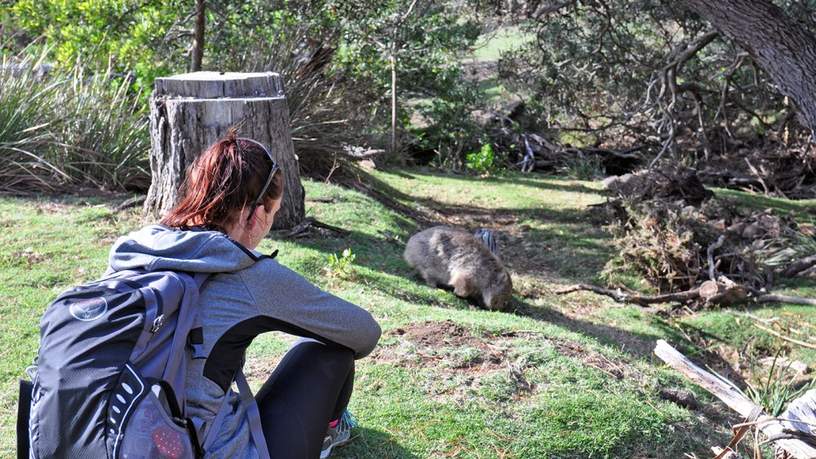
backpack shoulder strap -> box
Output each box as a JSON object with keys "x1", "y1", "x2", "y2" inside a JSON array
[
  {"x1": 200, "y1": 370, "x2": 270, "y2": 459},
  {"x1": 234, "y1": 370, "x2": 271, "y2": 459}
]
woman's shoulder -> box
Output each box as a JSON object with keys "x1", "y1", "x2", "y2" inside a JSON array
[{"x1": 238, "y1": 253, "x2": 296, "y2": 280}]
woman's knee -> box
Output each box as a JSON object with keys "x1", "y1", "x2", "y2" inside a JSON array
[{"x1": 290, "y1": 339, "x2": 354, "y2": 373}]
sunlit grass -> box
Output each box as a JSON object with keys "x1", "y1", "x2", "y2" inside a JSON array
[{"x1": 4, "y1": 172, "x2": 813, "y2": 457}]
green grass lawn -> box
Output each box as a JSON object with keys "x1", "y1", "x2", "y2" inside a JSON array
[
  {"x1": 469, "y1": 26, "x2": 534, "y2": 63},
  {"x1": 2, "y1": 169, "x2": 815, "y2": 457}
]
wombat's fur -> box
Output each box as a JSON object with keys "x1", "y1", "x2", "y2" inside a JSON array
[{"x1": 404, "y1": 226, "x2": 512, "y2": 311}]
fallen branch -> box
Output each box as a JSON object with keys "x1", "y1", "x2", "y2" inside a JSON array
[
  {"x1": 278, "y1": 217, "x2": 349, "y2": 239},
  {"x1": 654, "y1": 340, "x2": 816, "y2": 459},
  {"x1": 752, "y1": 322, "x2": 816, "y2": 350},
  {"x1": 783, "y1": 254, "x2": 816, "y2": 278},
  {"x1": 557, "y1": 280, "x2": 816, "y2": 309},
  {"x1": 777, "y1": 390, "x2": 816, "y2": 449},
  {"x1": 115, "y1": 195, "x2": 146, "y2": 212},
  {"x1": 711, "y1": 446, "x2": 743, "y2": 459},
  {"x1": 707, "y1": 235, "x2": 726, "y2": 281},
  {"x1": 554, "y1": 284, "x2": 700, "y2": 306},
  {"x1": 342, "y1": 147, "x2": 385, "y2": 160},
  {"x1": 756, "y1": 294, "x2": 816, "y2": 307}
]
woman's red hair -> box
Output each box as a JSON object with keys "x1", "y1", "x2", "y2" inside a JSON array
[{"x1": 161, "y1": 128, "x2": 284, "y2": 232}]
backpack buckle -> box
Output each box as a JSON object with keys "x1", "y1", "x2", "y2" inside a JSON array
[{"x1": 150, "y1": 314, "x2": 165, "y2": 333}]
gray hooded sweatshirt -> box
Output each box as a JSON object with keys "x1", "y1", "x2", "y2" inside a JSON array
[{"x1": 106, "y1": 225, "x2": 381, "y2": 458}]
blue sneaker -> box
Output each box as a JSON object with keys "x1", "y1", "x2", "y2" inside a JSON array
[{"x1": 320, "y1": 410, "x2": 357, "y2": 458}]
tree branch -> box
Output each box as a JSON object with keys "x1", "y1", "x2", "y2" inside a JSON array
[
  {"x1": 782, "y1": 254, "x2": 816, "y2": 277},
  {"x1": 555, "y1": 284, "x2": 701, "y2": 306}
]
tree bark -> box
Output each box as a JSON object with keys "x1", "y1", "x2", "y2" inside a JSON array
[
  {"x1": 191, "y1": 0, "x2": 205, "y2": 72},
  {"x1": 144, "y1": 72, "x2": 304, "y2": 229},
  {"x1": 681, "y1": 0, "x2": 816, "y2": 136}
]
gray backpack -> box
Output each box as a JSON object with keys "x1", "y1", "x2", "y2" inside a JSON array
[{"x1": 27, "y1": 269, "x2": 209, "y2": 459}]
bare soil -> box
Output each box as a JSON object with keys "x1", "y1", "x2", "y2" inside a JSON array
[{"x1": 373, "y1": 320, "x2": 510, "y2": 374}]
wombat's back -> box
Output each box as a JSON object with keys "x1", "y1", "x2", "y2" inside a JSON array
[
  {"x1": 404, "y1": 226, "x2": 462, "y2": 286},
  {"x1": 404, "y1": 226, "x2": 512, "y2": 310}
]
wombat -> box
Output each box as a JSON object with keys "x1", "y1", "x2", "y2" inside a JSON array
[{"x1": 404, "y1": 226, "x2": 512, "y2": 311}]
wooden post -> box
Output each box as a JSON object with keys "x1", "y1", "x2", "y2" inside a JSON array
[
  {"x1": 390, "y1": 52, "x2": 397, "y2": 158},
  {"x1": 143, "y1": 71, "x2": 305, "y2": 229}
]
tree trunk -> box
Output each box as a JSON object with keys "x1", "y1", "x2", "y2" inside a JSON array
[
  {"x1": 144, "y1": 71, "x2": 304, "y2": 229},
  {"x1": 681, "y1": 0, "x2": 816, "y2": 136},
  {"x1": 191, "y1": 0, "x2": 205, "y2": 72}
]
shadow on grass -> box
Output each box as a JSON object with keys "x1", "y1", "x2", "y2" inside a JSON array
[
  {"x1": 714, "y1": 188, "x2": 816, "y2": 219},
  {"x1": 334, "y1": 427, "x2": 419, "y2": 459},
  {"x1": 284, "y1": 169, "x2": 614, "y2": 287},
  {"x1": 479, "y1": 174, "x2": 603, "y2": 195},
  {"x1": 511, "y1": 298, "x2": 749, "y2": 387}
]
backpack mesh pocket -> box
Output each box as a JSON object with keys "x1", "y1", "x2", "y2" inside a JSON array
[
  {"x1": 117, "y1": 388, "x2": 194, "y2": 459},
  {"x1": 108, "y1": 364, "x2": 195, "y2": 459}
]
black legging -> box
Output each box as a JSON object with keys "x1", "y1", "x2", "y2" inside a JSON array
[{"x1": 255, "y1": 340, "x2": 355, "y2": 459}]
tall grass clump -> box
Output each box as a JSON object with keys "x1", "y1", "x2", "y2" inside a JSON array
[
  {"x1": 0, "y1": 54, "x2": 149, "y2": 193},
  {"x1": 54, "y1": 65, "x2": 150, "y2": 191},
  {"x1": 0, "y1": 54, "x2": 65, "y2": 191}
]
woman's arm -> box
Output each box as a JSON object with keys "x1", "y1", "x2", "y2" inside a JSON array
[{"x1": 239, "y1": 258, "x2": 381, "y2": 358}]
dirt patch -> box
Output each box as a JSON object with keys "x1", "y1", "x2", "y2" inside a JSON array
[
  {"x1": 395, "y1": 320, "x2": 475, "y2": 348},
  {"x1": 6, "y1": 247, "x2": 47, "y2": 267},
  {"x1": 372, "y1": 320, "x2": 537, "y2": 401},
  {"x1": 381, "y1": 320, "x2": 510, "y2": 373},
  {"x1": 34, "y1": 202, "x2": 71, "y2": 214}
]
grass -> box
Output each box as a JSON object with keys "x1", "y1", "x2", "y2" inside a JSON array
[
  {"x1": 469, "y1": 26, "x2": 534, "y2": 63},
  {"x1": 2, "y1": 170, "x2": 815, "y2": 457}
]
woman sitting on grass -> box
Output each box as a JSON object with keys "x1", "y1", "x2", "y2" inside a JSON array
[{"x1": 108, "y1": 129, "x2": 381, "y2": 458}]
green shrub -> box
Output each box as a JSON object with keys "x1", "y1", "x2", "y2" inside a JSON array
[
  {"x1": 54, "y1": 66, "x2": 149, "y2": 190},
  {"x1": 0, "y1": 54, "x2": 58, "y2": 190},
  {"x1": 465, "y1": 143, "x2": 495, "y2": 174}
]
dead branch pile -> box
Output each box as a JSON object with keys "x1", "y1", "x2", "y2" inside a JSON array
[
  {"x1": 572, "y1": 166, "x2": 816, "y2": 307},
  {"x1": 478, "y1": 106, "x2": 644, "y2": 176},
  {"x1": 698, "y1": 142, "x2": 816, "y2": 199},
  {"x1": 510, "y1": 132, "x2": 644, "y2": 175}
]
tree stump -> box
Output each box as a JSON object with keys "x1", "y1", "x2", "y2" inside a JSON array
[{"x1": 143, "y1": 71, "x2": 304, "y2": 229}]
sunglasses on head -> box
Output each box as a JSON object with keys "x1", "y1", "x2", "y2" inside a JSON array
[{"x1": 235, "y1": 137, "x2": 279, "y2": 221}]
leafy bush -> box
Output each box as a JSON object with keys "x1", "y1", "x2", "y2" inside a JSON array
[
  {"x1": 0, "y1": 54, "x2": 56, "y2": 191},
  {"x1": 4, "y1": 0, "x2": 491, "y2": 178},
  {"x1": 466, "y1": 143, "x2": 495, "y2": 173},
  {"x1": 409, "y1": 69, "x2": 485, "y2": 168},
  {"x1": 6, "y1": 0, "x2": 183, "y2": 92}
]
